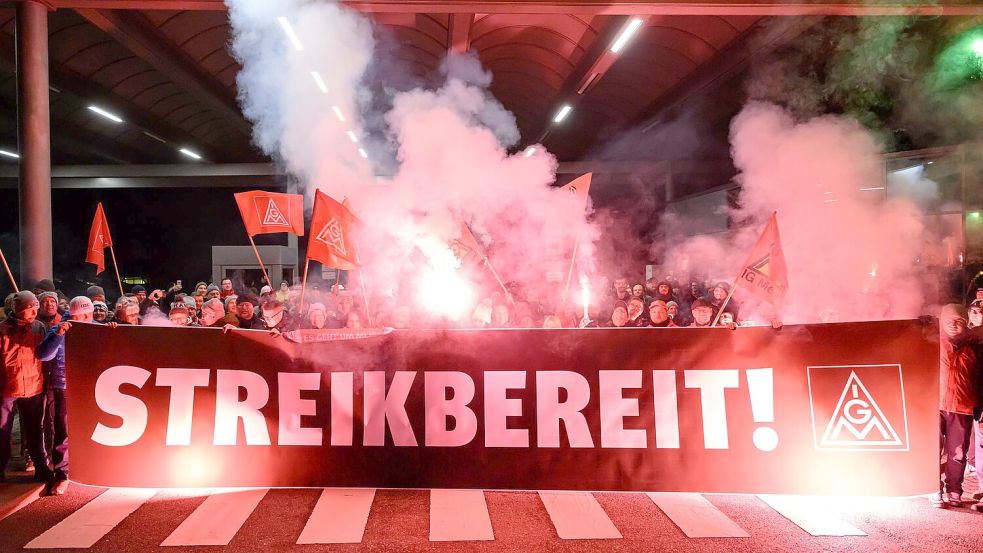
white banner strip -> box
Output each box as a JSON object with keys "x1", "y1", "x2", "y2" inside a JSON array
[
  {"x1": 297, "y1": 488, "x2": 376, "y2": 544},
  {"x1": 25, "y1": 487, "x2": 158, "y2": 549},
  {"x1": 430, "y1": 489, "x2": 495, "y2": 542},
  {"x1": 647, "y1": 492, "x2": 749, "y2": 538},
  {"x1": 161, "y1": 488, "x2": 268, "y2": 546},
  {"x1": 538, "y1": 491, "x2": 622, "y2": 540}
]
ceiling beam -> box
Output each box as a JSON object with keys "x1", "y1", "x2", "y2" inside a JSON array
[
  {"x1": 630, "y1": 15, "x2": 823, "y2": 133},
  {"x1": 526, "y1": 15, "x2": 631, "y2": 146},
  {"x1": 50, "y1": 1, "x2": 983, "y2": 16},
  {"x1": 447, "y1": 13, "x2": 473, "y2": 55},
  {"x1": 74, "y1": 8, "x2": 253, "y2": 137},
  {"x1": 0, "y1": 35, "x2": 230, "y2": 163}
]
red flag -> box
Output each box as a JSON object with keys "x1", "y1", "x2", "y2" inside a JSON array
[
  {"x1": 559, "y1": 172, "x2": 592, "y2": 210},
  {"x1": 85, "y1": 203, "x2": 113, "y2": 274},
  {"x1": 450, "y1": 222, "x2": 486, "y2": 266},
  {"x1": 736, "y1": 211, "x2": 789, "y2": 307},
  {"x1": 307, "y1": 190, "x2": 360, "y2": 270},
  {"x1": 234, "y1": 190, "x2": 305, "y2": 236}
]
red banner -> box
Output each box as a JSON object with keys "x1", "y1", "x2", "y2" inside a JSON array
[
  {"x1": 67, "y1": 321, "x2": 938, "y2": 495},
  {"x1": 307, "y1": 190, "x2": 359, "y2": 270},
  {"x1": 85, "y1": 203, "x2": 113, "y2": 275}
]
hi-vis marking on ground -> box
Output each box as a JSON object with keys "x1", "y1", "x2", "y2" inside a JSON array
[
  {"x1": 259, "y1": 198, "x2": 289, "y2": 226},
  {"x1": 0, "y1": 487, "x2": 876, "y2": 548},
  {"x1": 821, "y1": 371, "x2": 903, "y2": 447}
]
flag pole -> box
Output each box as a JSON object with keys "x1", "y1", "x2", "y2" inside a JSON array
[
  {"x1": 247, "y1": 234, "x2": 274, "y2": 290},
  {"x1": 0, "y1": 246, "x2": 18, "y2": 292},
  {"x1": 561, "y1": 222, "x2": 584, "y2": 306},
  {"x1": 462, "y1": 222, "x2": 514, "y2": 306},
  {"x1": 353, "y1": 250, "x2": 373, "y2": 327},
  {"x1": 299, "y1": 257, "x2": 310, "y2": 310},
  {"x1": 709, "y1": 280, "x2": 739, "y2": 328},
  {"x1": 108, "y1": 245, "x2": 125, "y2": 298}
]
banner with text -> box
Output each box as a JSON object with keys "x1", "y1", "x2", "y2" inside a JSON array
[{"x1": 67, "y1": 321, "x2": 939, "y2": 495}]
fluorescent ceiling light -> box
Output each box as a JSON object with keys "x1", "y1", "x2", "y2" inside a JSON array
[
  {"x1": 358, "y1": 148, "x2": 368, "y2": 159},
  {"x1": 0, "y1": 149, "x2": 19, "y2": 159},
  {"x1": 347, "y1": 130, "x2": 358, "y2": 143},
  {"x1": 552, "y1": 105, "x2": 572, "y2": 124},
  {"x1": 332, "y1": 106, "x2": 345, "y2": 122},
  {"x1": 610, "y1": 19, "x2": 644, "y2": 54},
  {"x1": 142, "y1": 131, "x2": 166, "y2": 143},
  {"x1": 87, "y1": 105, "x2": 123, "y2": 123},
  {"x1": 859, "y1": 187, "x2": 885, "y2": 191},
  {"x1": 524, "y1": 147, "x2": 536, "y2": 157},
  {"x1": 311, "y1": 71, "x2": 328, "y2": 93},
  {"x1": 179, "y1": 148, "x2": 202, "y2": 160},
  {"x1": 277, "y1": 16, "x2": 304, "y2": 51}
]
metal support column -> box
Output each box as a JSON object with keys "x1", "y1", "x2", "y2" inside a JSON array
[{"x1": 16, "y1": 0, "x2": 53, "y2": 287}]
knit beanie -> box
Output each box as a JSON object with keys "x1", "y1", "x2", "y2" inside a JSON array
[
  {"x1": 131, "y1": 285, "x2": 146, "y2": 294},
  {"x1": 260, "y1": 285, "x2": 272, "y2": 295},
  {"x1": 224, "y1": 295, "x2": 238, "y2": 309},
  {"x1": 201, "y1": 298, "x2": 224, "y2": 319},
  {"x1": 12, "y1": 291, "x2": 39, "y2": 313},
  {"x1": 308, "y1": 302, "x2": 326, "y2": 315},
  {"x1": 69, "y1": 296, "x2": 95, "y2": 316},
  {"x1": 38, "y1": 291, "x2": 59, "y2": 304},
  {"x1": 87, "y1": 285, "x2": 106, "y2": 298},
  {"x1": 206, "y1": 284, "x2": 220, "y2": 294},
  {"x1": 92, "y1": 301, "x2": 108, "y2": 311}
]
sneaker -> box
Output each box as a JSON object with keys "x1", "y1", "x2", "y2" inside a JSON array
[
  {"x1": 946, "y1": 492, "x2": 964, "y2": 506},
  {"x1": 930, "y1": 492, "x2": 947, "y2": 508}
]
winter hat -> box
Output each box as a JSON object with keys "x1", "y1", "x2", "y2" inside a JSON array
[
  {"x1": 666, "y1": 301, "x2": 679, "y2": 309},
  {"x1": 12, "y1": 291, "x2": 39, "y2": 313},
  {"x1": 201, "y1": 298, "x2": 224, "y2": 320},
  {"x1": 92, "y1": 301, "x2": 108, "y2": 313},
  {"x1": 181, "y1": 295, "x2": 197, "y2": 310},
  {"x1": 308, "y1": 302, "x2": 326, "y2": 315},
  {"x1": 69, "y1": 296, "x2": 95, "y2": 316},
  {"x1": 87, "y1": 285, "x2": 106, "y2": 298},
  {"x1": 260, "y1": 285, "x2": 272, "y2": 295},
  {"x1": 131, "y1": 285, "x2": 146, "y2": 294},
  {"x1": 38, "y1": 291, "x2": 58, "y2": 304},
  {"x1": 34, "y1": 279, "x2": 56, "y2": 292},
  {"x1": 206, "y1": 284, "x2": 220, "y2": 294},
  {"x1": 224, "y1": 295, "x2": 238, "y2": 309},
  {"x1": 169, "y1": 303, "x2": 190, "y2": 316},
  {"x1": 237, "y1": 293, "x2": 259, "y2": 307}
]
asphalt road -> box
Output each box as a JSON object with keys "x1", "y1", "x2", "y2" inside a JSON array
[{"x1": 2, "y1": 474, "x2": 981, "y2": 552}]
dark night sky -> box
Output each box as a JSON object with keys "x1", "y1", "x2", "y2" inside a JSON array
[{"x1": 0, "y1": 185, "x2": 289, "y2": 299}]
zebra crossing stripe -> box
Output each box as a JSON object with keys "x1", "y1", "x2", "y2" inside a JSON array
[
  {"x1": 161, "y1": 488, "x2": 268, "y2": 546},
  {"x1": 24, "y1": 487, "x2": 158, "y2": 549},
  {"x1": 0, "y1": 483, "x2": 44, "y2": 522},
  {"x1": 758, "y1": 495, "x2": 867, "y2": 537},
  {"x1": 429, "y1": 489, "x2": 494, "y2": 542},
  {"x1": 296, "y1": 488, "x2": 376, "y2": 544},
  {"x1": 647, "y1": 493, "x2": 749, "y2": 538},
  {"x1": 538, "y1": 491, "x2": 622, "y2": 540}
]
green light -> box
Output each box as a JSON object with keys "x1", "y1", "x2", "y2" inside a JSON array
[
  {"x1": 973, "y1": 39, "x2": 983, "y2": 57},
  {"x1": 970, "y1": 211, "x2": 982, "y2": 220}
]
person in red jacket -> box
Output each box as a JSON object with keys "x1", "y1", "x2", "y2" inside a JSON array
[
  {"x1": 932, "y1": 304, "x2": 980, "y2": 507},
  {"x1": 0, "y1": 291, "x2": 69, "y2": 484}
]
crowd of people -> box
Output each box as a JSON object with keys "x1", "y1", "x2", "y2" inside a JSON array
[{"x1": 0, "y1": 270, "x2": 757, "y2": 495}]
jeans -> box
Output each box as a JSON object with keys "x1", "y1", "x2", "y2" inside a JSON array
[
  {"x1": 1, "y1": 394, "x2": 51, "y2": 479},
  {"x1": 43, "y1": 388, "x2": 69, "y2": 480},
  {"x1": 975, "y1": 418, "x2": 983, "y2": 493},
  {"x1": 940, "y1": 410, "x2": 973, "y2": 495}
]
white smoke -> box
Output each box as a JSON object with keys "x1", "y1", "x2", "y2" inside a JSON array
[{"x1": 225, "y1": 0, "x2": 592, "y2": 321}]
